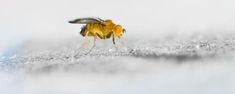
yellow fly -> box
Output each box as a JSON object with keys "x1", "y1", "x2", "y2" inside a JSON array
[{"x1": 69, "y1": 17, "x2": 126, "y2": 46}]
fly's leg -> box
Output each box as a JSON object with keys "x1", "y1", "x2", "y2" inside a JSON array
[
  {"x1": 112, "y1": 34, "x2": 118, "y2": 50},
  {"x1": 90, "y1": 36, "x2": 97, "y2": 49},
  {"x1": 85, "y1": 36, "x2": 97, "y2": 55},
  {"x1": 119, "y1": 37, "x2": 128, "y2": 52},
  {"x1": 112, "y1": 34, "x2": 116, "y2": 45},
  {"x1": 120, "y1": 37, "x2": 126, "y2": 47},
  {"x1": 79, "y1": 31, "x2": 90, "y2": 48},
  {"x1": 80, "y1": 38, "x2": 90, "y2": 48}
]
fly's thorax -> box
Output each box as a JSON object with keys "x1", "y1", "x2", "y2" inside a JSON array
[
  {"x1": 104, "y1": 20, "x2": 116, "y2": 28},
  {"x1": 104, "y1": 20, "x2": 113, "y2": 25}
]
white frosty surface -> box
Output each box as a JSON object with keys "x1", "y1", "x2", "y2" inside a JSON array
[{"x1": 1, "y1": 36, "x2": 235, "y2": 94}]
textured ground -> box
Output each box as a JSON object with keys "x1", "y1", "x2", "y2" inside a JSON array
[{"x1": 1, "y1": 36, "x2": 235, "y2": 94}]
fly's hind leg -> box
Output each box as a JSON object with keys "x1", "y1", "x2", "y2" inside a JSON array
[
  {"x1": 80, "y1": 38, "x2": 90, "y2": 48},
  {"x1": 85, "y1": 36, "x2": 97, "y2": 55},
  {"x1": 79, "y1": 31, "x2": 90, "y2": 48}
]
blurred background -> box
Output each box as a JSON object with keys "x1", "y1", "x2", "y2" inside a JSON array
[{"x1": 1, "y1": 0, "x2": 235, "y2": 40}]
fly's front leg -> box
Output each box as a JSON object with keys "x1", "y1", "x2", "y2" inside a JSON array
[
  {"x1": 112, "y1": 34, "x2": 116, "y2": 45},
  {"x1": 120, "y1": 37, "x2": 126, "y2": 47},
  {"x1": 112, "y1": 33, "x2": 118, "y2": 50}
]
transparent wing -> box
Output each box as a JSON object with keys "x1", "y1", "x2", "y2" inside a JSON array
[{"x1": 68, "y1": 17, "x2": 104, "y2": 24}]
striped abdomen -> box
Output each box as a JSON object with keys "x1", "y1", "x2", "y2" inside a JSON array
[{"x1": 80, "y1": 23, "x2": 114, "y2": 39}]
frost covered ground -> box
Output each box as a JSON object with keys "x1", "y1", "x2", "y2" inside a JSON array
[{"x1": 1, "y1": 35, "x2": 235, "y2": 94}]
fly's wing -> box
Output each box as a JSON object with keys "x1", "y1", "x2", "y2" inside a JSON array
[{"x1": 68, "y1": 17, "x2": 104, "y2": 24}]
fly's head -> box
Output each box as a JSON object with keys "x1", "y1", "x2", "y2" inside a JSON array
[{"x1": 114, "y1": 25, "x2": 126, "y2": 38}]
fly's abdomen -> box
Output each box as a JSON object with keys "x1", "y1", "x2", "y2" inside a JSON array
[
  {"x1": 80, "y1": 26, "x2": 87, "y2": 36},
  {"x1": 80, "y1": 23, "x2": 115, "y2": 39},
  {"x1": 86, "y1": 23, "x2": 106, "y2": 38}
]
